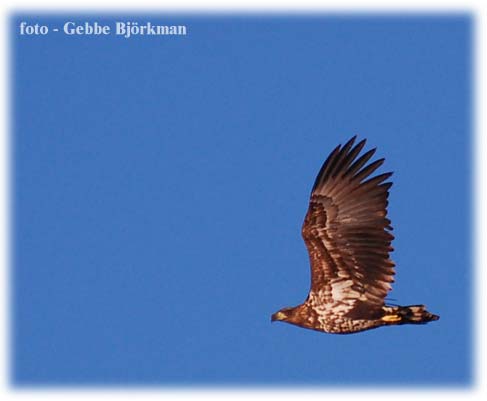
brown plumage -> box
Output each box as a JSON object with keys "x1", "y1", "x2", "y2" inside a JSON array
[{"x1": 271, "y1": 136, "x2": 439, "y2": 334}]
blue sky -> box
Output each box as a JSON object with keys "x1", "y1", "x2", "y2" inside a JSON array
[{"x1": 12, "y1": 14, "x2": 471, "y2": 386}]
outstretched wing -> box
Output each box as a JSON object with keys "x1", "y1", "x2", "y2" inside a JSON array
[{"x1": 301, "y1": 136, "x2": 395, "y2": 319}]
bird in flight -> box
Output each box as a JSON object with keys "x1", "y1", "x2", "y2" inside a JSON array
[{"x1": 271, "y1": 136, "x2": 439, "y2": 334}]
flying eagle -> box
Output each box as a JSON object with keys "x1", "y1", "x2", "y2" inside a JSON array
[{"x1": 271, "y1": 136, "x2": 439, "y2": 334}]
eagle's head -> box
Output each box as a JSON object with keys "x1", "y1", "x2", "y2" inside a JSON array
[{"x1": 271, "y1": 307, "x2": 296, "y2": 323}]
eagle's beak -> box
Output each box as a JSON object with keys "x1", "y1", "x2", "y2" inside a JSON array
[{"x1": 271, "y1": 311, "x2": 286, "y2": 322}]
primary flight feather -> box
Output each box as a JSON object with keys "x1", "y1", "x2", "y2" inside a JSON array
[{"x1": 271, "y1": 136, "x2": 439, "y2": 334}]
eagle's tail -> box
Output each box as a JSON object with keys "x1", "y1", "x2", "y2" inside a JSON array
[{"x1": 381, "y1": 305, "x2": 439, "y2": 325}]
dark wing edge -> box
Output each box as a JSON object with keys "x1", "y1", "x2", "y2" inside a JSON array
[{"x1": 302, "y1": 136, "x2": 395, "y2": 318}]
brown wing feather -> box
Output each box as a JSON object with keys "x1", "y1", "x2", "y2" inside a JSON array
[{"x1": 302, "y1": 136, "x2": 395, "y2": 318}]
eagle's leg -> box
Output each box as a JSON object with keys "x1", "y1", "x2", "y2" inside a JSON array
[{"x1": 381, "y1": 305, "x2": 439, "y2": 325}]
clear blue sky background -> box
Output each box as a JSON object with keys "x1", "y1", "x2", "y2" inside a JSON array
[{"x1": 12, "y1": 15, "x2": 471, "y2": 386}]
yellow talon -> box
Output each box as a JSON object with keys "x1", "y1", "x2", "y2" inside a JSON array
[{"x1": 382, "y1": 314, "x2": 402, "y2": 323}]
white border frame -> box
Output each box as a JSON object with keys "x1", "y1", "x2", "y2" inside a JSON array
[{"x1": 1, "y1": 1, "x2": 483, "y2": 400}]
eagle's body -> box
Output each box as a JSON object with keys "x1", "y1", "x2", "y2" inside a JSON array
[{"x1": 271, "y1": 137, "x2": 439, "y2": 334}]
